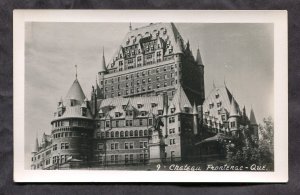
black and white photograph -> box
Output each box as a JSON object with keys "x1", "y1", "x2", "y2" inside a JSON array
[{"x1": 13, "y1": 10, "x2": 288, "y2": 182}]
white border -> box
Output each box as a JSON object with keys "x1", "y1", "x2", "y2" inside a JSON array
[{"x1": 13, "y1": 10, "x2": 288, "y2": 183}]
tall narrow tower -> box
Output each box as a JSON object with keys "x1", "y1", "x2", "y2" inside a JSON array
[
  {"x1": 196, "y1": 47, "x2": 205, "y2": 104},
  {"x1": 98, "y1": 48, "x2": 107, "y2": 97}
]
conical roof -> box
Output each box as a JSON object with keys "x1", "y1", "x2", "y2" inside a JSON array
[
  {"x1": 65, "y1": 79, "x2": 86, "y2": 102},
  {"x1": 99, "y1": 49, "x2": 107, "y2": 73},
  {"x1": 229, "y1": 97, "x2": 239, "y2": 117},
  {"x1": 34, "y1": 137, "x2": 39, "y2": 152},
  {"x1": 196, "y1": 48, "x2": 203, "y2": 65},
  {"x1": 249, "y1": 108, "x2": 257, "y2": 125}
]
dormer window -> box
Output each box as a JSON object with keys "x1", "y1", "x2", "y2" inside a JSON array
[
  {"x1": 70, "y1": 99, "x2": 76, "y2": 106},
  {"x1": 99, "y1": 113, "x2": 104, "y2": 118},
  {"x1": 171, "y1": 108, "x2": 175, "y2": 113},
  {"x1": 215, "y1": 93, "x2": 219, "y2": 98},
  {"x1": 141, "y1": 111, "x2": 146, "y2": 116},
  {"x1": 158, "y1": 110, "x2": 163, "y2": 115},
  {"x1": 126, "y1": 111, "x2": 133, "y2": 116},
  {"x1": 217, "y1": 102, "x2": 222, "y2": 107},
  {"x1": 184, "y1": 107, "x2": 189, "y2": 113},
  {"x1": 122, "y1": 105, "x2": 127, "y2": 110},
  {"x1": 81, "y1": 107, "x2": 87, "y2": 116},
  {"x1": 137, "y1": 104, "x2": 143, "y2": 109},
  {"x1": 151, "y1": 103, "x2": 157, "y2": 108},
  {"x1": 115, "y1": 112, "x2": 120, "y2": 117},
  {"x1": 209, "y1": 103, "x2": 214, "y2": 109}
]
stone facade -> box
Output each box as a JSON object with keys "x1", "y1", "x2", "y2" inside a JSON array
[{"x1": 30, "y1": 23, "x2": 258, "y2": 170}]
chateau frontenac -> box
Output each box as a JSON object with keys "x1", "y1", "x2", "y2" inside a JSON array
[{"x1": 31, "y1": 23, "x2": 258, "y2": 170}]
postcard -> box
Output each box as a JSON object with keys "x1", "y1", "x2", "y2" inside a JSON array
[{"x1": 13, "y1": 10, "x2": 288, "y2": 182}]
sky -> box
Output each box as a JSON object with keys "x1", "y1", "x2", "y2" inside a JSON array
[{"x1": 24, "y1": 22, "x2": 274, "y2": 167}]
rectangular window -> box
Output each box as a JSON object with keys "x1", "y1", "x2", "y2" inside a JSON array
[
  {"x1": 139, "y1": 119, "x2": 143, "y2": 126},
  {"x1": 98, "y1": 143, "x2": 104, "y2": 151},
  {"x1": 53, "y1": 144, "x2": 57, "y2": 151},
  {"x1": 106, "y1": 121, "x2": 110, "y2": 128},
  {"x1": 130, "y1": 142, "x2": 134, "y2": 149},
  {"x1": 149, "y1": 119, "x2": 153, "y2": 125},
  {"x1": 125, "y1": 143, "x2": 129, "y2": 149}
]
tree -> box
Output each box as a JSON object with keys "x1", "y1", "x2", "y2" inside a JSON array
[{"x1": 226, "y1": 117, "x2": 274, "y2": 170}]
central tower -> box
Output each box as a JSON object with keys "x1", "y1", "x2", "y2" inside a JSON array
[{"x1": 97, "y1": 23, "x2": 205, "y2": 105}]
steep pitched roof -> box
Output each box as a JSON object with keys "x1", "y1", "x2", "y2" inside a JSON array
[
  {"x1": 203, "y1": 85, "x2": 239, "y2": 123},
  {"x1": 65, "y1": 79, "x2": 86, "y2": 102},
  {"x1": 229, "y1": 97, "x2": 239, "y2": 117},
  {"x1": 99, "y1": 49, "x2": 107, "y2": 73},
  {"x1": 168, "y1": 84, "x2": 192, "y2": 114},
  {"x1": 249, "y1": 108, "x2": 257, "y2": 125},
  {"x1": 196, "y1": 48, "x2": 203, "y2": 65},
  {"x1": 107, "y1": 23, "x2": 184, "y2": 70}
]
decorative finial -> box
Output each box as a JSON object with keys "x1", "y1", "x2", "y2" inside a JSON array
[
  {"x1": 75, "y1": 64, "x2": 78, "y2": 79},
  {"x1": 102, "y1": 47, "x2": 105, "y2": 57},
  {"x1": 213, "y1": 80, "x2": 216, "y2": 88},
  {"x1": 129, "y1": 22, "x2": 132, "y2": 31}
]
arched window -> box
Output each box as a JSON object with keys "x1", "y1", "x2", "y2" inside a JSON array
[
  {"x1": 130, "y1": 130, "x2": 133, "y2": 137},
  {"x1": 111, "y1": 131, "x2": 114, "y2": 138},
  {"x1": 120, "y1": 131, "x2": 124, "y2": 137},
  {"x1": 125, "y1": 131, "x2": 129, "y2": 137},
  {"x1": 134, "y1": 130, "x2": 138, "y2": 137},
  {"x1": 144, "y1": 130, "x2": 148, "y2": 136},
  {"x1": 139, "y1": 130, "x2": 143, "y2": 137},
  {"x1": 115, "y1": 131, "x2": 119, "y2": 138}
]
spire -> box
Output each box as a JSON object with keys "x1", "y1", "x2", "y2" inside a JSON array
[
  {"x1": 99, "y1": 47, "x2": 107, "y2": 73},
  {"x1": 75, "y1": 64, "x2": 78, "y2": 79},
  {"x1": 196, "y1": 47, "x2": 203, "y2": 65},
  {"x1": 249, "y1": 108, "x2": 257, "y2": 125},
  {"x1": 129, "y1": 22, "x2": 132, "y2": 31},
  {"x1": 34, "y1": 134, "x2": 39, "y2": 152},
  {"x1": 229, "y1": 97, "x2": 239, "y2": 117}
]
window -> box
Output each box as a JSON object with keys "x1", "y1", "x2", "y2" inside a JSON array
[
  {"x1": 156, "y1": 76, "x2": 160, "y2": 81},
  {"x1": 139, "y1": 130, "x2": 143, "y2": 137},
  {"x1": 126, "y1": 120, "x2": 133, "y2": 127},
  {"x1": 209, "y1": 103, "x2": 214, "y2": 109},
  {"x1": 61, "y1": 143, "x2": 69, "y2": 150},
  {"x1": 144, "y1": 129, "x2": 148, "y2": 136},
  {"x1": 116, "y1": 120, "x2": 119, "y2": 127},
  {"x1": 141, "y1": 111, "x2": 146, "y2": 116},
  {"x1": 105, "y1": 121, "x2": 110, "y2": 127},
  {"x1": 171, "y1": 73, "x2": 174, "y2": 78},
  {"x1": 111, "y1": 143, "x2": 119, "y2": 150},
  {"x1": 217, "y1": 102, "x2": 222, "y2": 107},
  {"x1": 231, "y1": 121, "x2": 236, "y2": 128},
  {"x1": 164, "y1": 82, "x2": 167, "y2": 87},
  {"x1": 169, "y1": 128, "x2": 175, "y2": 134},
  {"x1": 111, "y1": 131, "x2": 114, "y2": 138},
  {"x1": 115, "y1": 131, "x2": 119, "y2": 137},
  {"x1": 130, "y1": 142, "x2": 134, "y2": 149},
  {"x1": 98, "y1": 156, "x2": 103, "y2": 164},
  {"x1": 53, "y1": 144, "x2": 57, "y2": 151},
  {"x1": 149, "y1": 119, "x2": 153, "y2": 125},
  {"x1": 134, "y1": 130, "x2": 138, "y2": 136},
  {"x1": 137, "y1": 104, "x2": 143, "y2": 109},
  {"x1": 171, "y1": 108, "x2": 175, "y2": 113},
  {"x1": 157, "y1": 84, "x2": 160, "y2": 89},
  {"x1": 169, "y1": 117, "x2": 175, "y2": 123},
  {"x1": 148, "y1": 78, "x2": 151, "y2": 83},
  {"x1": 169, "y1": 138, "x2": 175, "y2": 145},
  {"x1": 125, "y1": 131, "x2": 129, "y2": 137},
  {"x1": 215, "y1": 94, "x2": 219, "y2": 98},
  {"x1": 98, "y1": 143, "x2": 104, "y2": 151},
  {"x1": 125, "y1": 154, "x2": 129, "y2": 164},
  {"x1": 140, "y1": 141, "x2": 148, "y2": 148},
  {"x1": 115, "y1": 112, "x2": 120, "y2": 117},
  {"x1": 158, "y1": 110, "x2": 163, "y2": 115},
  {"x1": 139, "y1": 119, "x2": 143, "y2": 125},
  {"x1": 120, "y1": 131, "x2": 124, "y2": 137},
  {"x1": 125, "y1": 143, "x2": 129, "y2": 149}
]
